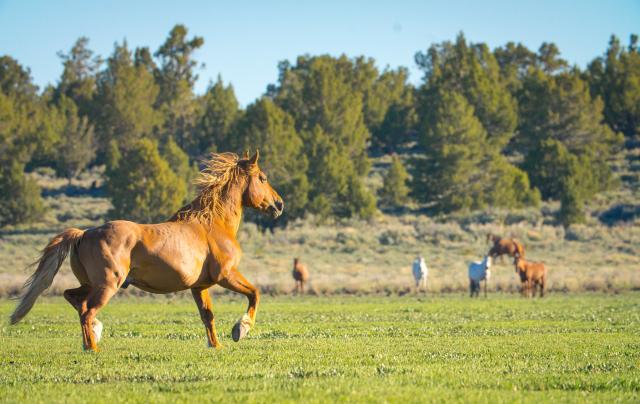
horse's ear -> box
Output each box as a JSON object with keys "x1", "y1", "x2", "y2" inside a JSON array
[
  {"x1": 243, "y1": 150, "x2": 250, "y2": 160},
  {"x1": 248, "y1": 149, "x2": 259, "y2": 165}
]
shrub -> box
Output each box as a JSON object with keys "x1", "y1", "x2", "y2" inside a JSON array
[{"x1": 0, "y1": 160, "x2": 44, "y2": 227}]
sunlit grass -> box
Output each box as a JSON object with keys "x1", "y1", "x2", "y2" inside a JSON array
[{"x1": 1, "y1": 294, "x2": 638, "y2": 402}]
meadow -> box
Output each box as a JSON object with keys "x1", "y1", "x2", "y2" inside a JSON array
[{"x1": 0, "y1": 294, "x2": 638, "y2": 402}]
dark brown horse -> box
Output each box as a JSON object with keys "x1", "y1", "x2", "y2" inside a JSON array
[
  {"x1": 11, "y1": 151, "x2": 283, "y2": 352},
  {"x1": 487, "y1": 233, "x2": 525, "y2": 262},
  {"x1": 514, "y1": 253, "x2": 547, "y2": 298}
]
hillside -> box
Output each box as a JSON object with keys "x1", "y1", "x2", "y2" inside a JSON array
[{"x1": 1, "y1": 150, "x2": 638, "y2": 297}]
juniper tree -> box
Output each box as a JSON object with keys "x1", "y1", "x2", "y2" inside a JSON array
[
  {"x1": 106, "y1": 138, "x2": 186, "y2": 223},
  {"x1": 379, "y1": 155, "x2": 410, "y2": 209}
]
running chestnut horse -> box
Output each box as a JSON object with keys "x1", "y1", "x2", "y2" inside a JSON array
[
  {"x1": 513, "y1": 253, "x2": 547, "y2": 298},
  {"x1": 487, "y1": 233, "x2": 525, "y2": 262},
  {"x1": 10, "y1": 151, "x2": 283, "y2": 352}
]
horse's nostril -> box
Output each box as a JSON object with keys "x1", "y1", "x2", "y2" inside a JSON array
[{"x1": 275, "y1": 200, "x2": 283, "y2": 210}]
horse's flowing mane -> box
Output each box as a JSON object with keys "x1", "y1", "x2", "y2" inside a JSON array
[{"x1": 171, "y1": 152, "x2": 245, "y2": 224}]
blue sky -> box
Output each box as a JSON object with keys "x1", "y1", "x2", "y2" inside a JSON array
[{"x1": 0, "y1": 0, "x2": 638, "y2": 105}]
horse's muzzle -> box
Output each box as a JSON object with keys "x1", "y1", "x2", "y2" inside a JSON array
[{"x1": 269, "y1": 199, "x2": 284, "y2": 218}]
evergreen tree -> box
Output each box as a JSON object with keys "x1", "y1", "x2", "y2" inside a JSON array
[
  {"x1": 0, "y1": 56, "x2": 46, "y2": 163},
  {"x1": 272, "y1": 55, "x2": 376, "y2": 218},
  {"x1": 162, "y1": 137, "x2": 198, "y2": 201},
  {"x1": 587, "y1": 34, "x2": 640, "y2": 141},
  {"x1": 54, "y1": 95, "x2": 95, "y2": 183},
  {"x1": 55, "y1": 37, "x2": 101, "y2": 118},
  {"x1": 411, "y1": 90, "x2": 488, "y2": 212},
  {"x1": 0, "y1": 87, "x2": 44, "y2": 226},
  {"x1": 523, "y1": 139, "x2": 597, "y2": 201},
  {"x1": 517, "y1": 68, "x2": 623, "y2": 195},
  {"x1": 192, "y1": 76, "x2": 240, "y2": 156},
  {"x1": 487, "y1": 155, "x2": 541, "y2": 208},
  {"x1": 232, "y1": 98, "x2": 309, "y2": 221},
  {"x1": 559, "y1": 181, "x2": 586, "y2": 227},
  {"x1": 106, "y1": 138, "x2": 186, "y2": 222},
  {"x1": 494, "y1": 42, "x2": 537, "y2": 93},
  {"x1": 155, "y1": 25, "x2": 203, "y2": 149},
  {"x1": 415, "y1": 33, "x2": 518, "y2": 150},
  {"x1": 95, "y1": 41, "x2": 163, "y2": 153},
  {"x1": 303, "y1": 125, "x2": 349, "y2": 220},
  {"x1": 379, "y1": 155, "x2": 410, "y2": 209},
  {"x1": 0, "y1": 160, "x2": 44, "y2": 227},
  {"x1": 367, "y1": 68, "x2": 417, "y2": 152}
]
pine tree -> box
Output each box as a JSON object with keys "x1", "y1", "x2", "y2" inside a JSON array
[
  {"x1": 162, "y1": 138, "x2": 198, "y2": 202},
  {"x1": 55, "y1": 37, "x2": 101, "y2": 118},
  {"x1": 106, "y1": 138, "x2": 186, "y2": 223},
  {"x1": 0, "y1": 64, "x2": 45, "y2": 226},
  {"x1": 0, "y1": 160, "x2": 44, "y2": 227},
  {"x1": 232, "y1": 98, "x2": 309, "y2": 221},
  {"x1": 155, "y1": 25, "x2": 204, "y2": 149},
  {"x1": 559, "y1": 180, "x2": 586, "y2": 227},
  {"x1": 365, "y1": 68, "x2": 417, "y2": 152},
  {"x1": 272, "y1": 55, "x2": 376, "y2": 218},
  {"x1": 192, "y1": 76, "x2": 240, "y2": 156},
  {"x1": 587, "y1": 34, "x2": 640, "y2": 141},
  {"x1": 411, "y1": 90, "x2": 488, "y2": 212},
  {"x1": 517, "y1": 68, "x2": 623, "y2": 195},
  {"x1": 379, "y1": 155, "x2": 410, "y2": 209},
  {"x1": 94, "y1": 41, "x2": 163, "y2": 153},
  {"x1": 415, "y1": 33, "x2": 518, "y2": 150},
  {"x1": 54, "y1": 95, "x2": 95, "y2": 183}
]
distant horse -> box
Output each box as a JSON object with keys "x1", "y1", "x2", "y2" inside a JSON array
[
  {"x1": 514, "y1": 253, "x2": 547, "y2": 298},
  {"x1": 412, "y1": 255, "x2": 428, "y2": 291},
  {"x1": 468, "y1": 256, "x2": 492, "y2": 298},
  {"x1": 292, "y1": 258, "x2": 309, "y2": 295},
  {"x1": 10, "y1": 151, "x2": 284, "y2": 352},
  {"x1": 487, "y1": 233, "x2": 525, "y2": 262}
]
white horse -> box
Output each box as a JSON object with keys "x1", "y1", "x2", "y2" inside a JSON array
[
  {"x1": 468, "y1": 256, "x2": 492, "y2": 298},
  {"x1": 412, "y1": 256, "x2": 428, "y2": 291}
]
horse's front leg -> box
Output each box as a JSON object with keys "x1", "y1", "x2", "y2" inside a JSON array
[
  {"x1": 191, "y1": 288, "x2": 223, "y2": 349},
  {"x1": 218, "y1": 269, "x2": 259, "y2": 342}
]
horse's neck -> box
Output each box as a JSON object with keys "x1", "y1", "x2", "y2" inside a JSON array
[{"x1": 217, "y1": 187, "x2": 244, "y2": 236}]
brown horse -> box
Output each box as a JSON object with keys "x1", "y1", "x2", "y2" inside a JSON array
[
  {"x1": 487, "y1": 233, "x2": 525, "y2": 262},
  {"x1": 513, "y1": 254, "x2": 547, "y2": 298},
  {"x1": 10, "y1": 151, "x2": 283, "y2": 352},
  {"x1": 292, "y1": 258, "x2": 309, "y2": 295}
]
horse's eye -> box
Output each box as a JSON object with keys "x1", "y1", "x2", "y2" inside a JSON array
[{"x1": 260, "y1": 175, "x2": 267, "y2": 183}]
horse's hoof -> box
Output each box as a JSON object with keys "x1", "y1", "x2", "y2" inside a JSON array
[
  {"x1": 92, "y1": 319, "x2": 103, "y2": 343},
  {"x1": 232, "y1": 314, "x2": 252, "y2": 342}
]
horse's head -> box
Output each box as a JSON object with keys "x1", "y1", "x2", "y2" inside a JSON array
[{"x1": 239, "y1": 150, "x2": 284, "y2": 218}]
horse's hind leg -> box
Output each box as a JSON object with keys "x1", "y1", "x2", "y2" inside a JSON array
[
  {"x1": 219, "y1": 269, "x2": 259, "y2": 342},
  {"x1": 191, "y1": 288, "x2": 222, "y2": 349},
  {"x1": 64, "y1": 285, "x2": 90, "y2": 313},
  {"x1": 81, "y1": 285, "x2": 118, "y2": 352}
]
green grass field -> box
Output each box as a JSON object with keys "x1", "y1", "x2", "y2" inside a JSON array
[{"x1": 1, "y1": 294, "x2": 638, "y2": 402}]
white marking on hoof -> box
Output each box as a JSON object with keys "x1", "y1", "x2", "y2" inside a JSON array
[
  {"x1": 232, "y1": 314, "x2": 252, "y2": 342},
  {"x1": 92, "y1": 319, "x2": 103, "y2": 343}
]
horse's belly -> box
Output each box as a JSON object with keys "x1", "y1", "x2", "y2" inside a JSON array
[{"x1": 129, "y1": 251, "x2": 208, "y2": 293}]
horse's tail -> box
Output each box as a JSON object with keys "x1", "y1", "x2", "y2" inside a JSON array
[{"x1": 10, "y1": 228, "x2": 84, "y2": 325}]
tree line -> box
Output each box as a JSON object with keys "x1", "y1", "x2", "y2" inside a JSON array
[{"x1": 1, "y1": 26, "x2": 638, "y2": 228}]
